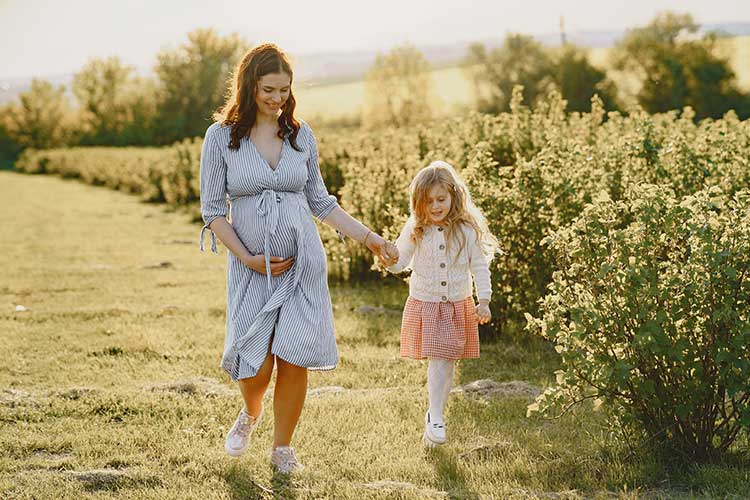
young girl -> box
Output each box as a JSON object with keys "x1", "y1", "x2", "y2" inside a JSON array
[{"x1": 387, "y1": 160, "x2": 498, "y2": 447}]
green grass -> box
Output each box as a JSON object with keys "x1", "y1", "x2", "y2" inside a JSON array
[{"x1": 1, "y1": 171, "x2": 749, "y2": 499}]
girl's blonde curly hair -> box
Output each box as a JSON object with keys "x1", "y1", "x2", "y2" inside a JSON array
[{"x1": 409, "y1": 160, "x2": 500, "y2": 262}]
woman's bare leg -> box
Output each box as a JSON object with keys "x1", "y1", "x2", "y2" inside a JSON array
[
  {"x1": 237, "y1": 351, "x2": 275, "y2": 418},
  {"x1": 272, "y1": 357, "x2": 308, "y2": 448}
]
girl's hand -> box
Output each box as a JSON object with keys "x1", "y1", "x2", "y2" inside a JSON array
[
  {"x1": 242, "y1": 254, "x2": 294, "y2": 276},
  {"x1": 383, "y1": 241, "x2": 399, "y2": 266},
  {"x1": 476, "y1": 301, "x2": 491, "y2": 324},
  {"x1": 365, "y1": 233, "x2": 399, "y2": 266}
]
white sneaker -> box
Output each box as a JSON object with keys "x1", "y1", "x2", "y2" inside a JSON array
[
  {"x1": 225, "y1": 407, "x2": 261, "y2": 457},
  {"x1": 423, "y1": 411, "x2": 446, "y2": 446},
  {"x1": 270, "y1": 446, "x2": 304, "y2": 474}
]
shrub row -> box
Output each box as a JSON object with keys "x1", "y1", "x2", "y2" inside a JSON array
[{"x1": 16, "y1": 90, "x2": 750, "y2": 335}]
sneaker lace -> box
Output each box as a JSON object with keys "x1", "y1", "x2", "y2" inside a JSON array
[
  {"x1": 232, "y1": 411, "x2": 251, "y2": 437},
  {"x1": 275, "y1": 447, "x2": 299, "y2": 466}
]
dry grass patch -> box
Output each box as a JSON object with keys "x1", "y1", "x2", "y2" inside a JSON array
[{"x1": 2, "y1": 172, "x2": 748, "y2": 499}]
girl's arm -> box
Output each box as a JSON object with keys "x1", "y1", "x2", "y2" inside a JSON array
[
  {"x1": 467, "y1": 227, "x2": 492, "y2": 303},
  {"x1": 467, "y1": 228, "x2": 492, "y2": 324},
  {"x1": 387, "y1": 217, "x2": 416, "y2": 274}
]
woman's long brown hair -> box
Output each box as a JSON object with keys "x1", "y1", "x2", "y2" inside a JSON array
[{"x1": 213, "y1": 43, "x2": 301, "y2": 151}]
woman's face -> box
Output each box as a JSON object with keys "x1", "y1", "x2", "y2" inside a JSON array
[{"x1": 255, "y1": 72, "x2": 291, "y2": 117}]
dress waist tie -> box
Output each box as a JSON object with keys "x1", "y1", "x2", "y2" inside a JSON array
[
  {"x1": 253, "y1": 189, "x2": 308, "y2": 294},
  {"x1": 199, "y1": 225, "x2": 218, "y2": 254}
]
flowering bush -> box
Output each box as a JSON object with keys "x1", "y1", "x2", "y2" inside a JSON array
[{"x1": 526, "y1": 184, "x2": 750, "y2": 459}]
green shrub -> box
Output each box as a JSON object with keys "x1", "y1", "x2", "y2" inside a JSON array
[
  {"x1": 15, "y1": 145, "x2": 187, "y2": 203},
  {"x1": 14, "y1": 92, "x2": 750, "y2": 341},
  {"x1": 526, "y1": 184, "x2": 750, "y2": 460}
]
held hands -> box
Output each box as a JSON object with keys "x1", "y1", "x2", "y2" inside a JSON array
[
  {"x1": 476, "y1": 300, "x2": 491, "y2": 325},
  {"x1": 365, "y1": 232, "x2": 399, "y2": 267},
  {"x1": 243, "y1": 254, "x2": 294, "y2": 276}
]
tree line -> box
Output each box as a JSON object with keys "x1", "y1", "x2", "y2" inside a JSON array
[
  {"x1": 366, "y1": 12, "x2": 750, "y2": 127},
  {"x1": 1, "y1": 12, "x2": 749, "y2": 166},
  {"x1": 0, "y1": 28, "x2": 247, "y2": 166}
]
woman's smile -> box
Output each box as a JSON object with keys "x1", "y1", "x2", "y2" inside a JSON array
[{"x1": 255, "y1": 71, "x2": 291, "y2": 116}]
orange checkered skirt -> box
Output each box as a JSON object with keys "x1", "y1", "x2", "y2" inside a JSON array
[{"x1": 400, "y1": 296, "x2": 480, "y2": 360}]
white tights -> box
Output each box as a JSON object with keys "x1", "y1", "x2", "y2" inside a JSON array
[{"x1": 427, "y1": 359, "x2": 455, "y2": 423}]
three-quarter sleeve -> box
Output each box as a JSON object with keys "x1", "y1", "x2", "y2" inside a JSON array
[
  {"x1": 302, "y1": 126, "x2": 339, "y2": 220},
  {"x1": 199, "y1": 124, "x2": 228, "y2": 228},
  {"x1": 467, "y1": 226, "x2": 492, "y2": 301},
  {"x1": 387, "y1": 217, "x2": 417, "y2": 274}
]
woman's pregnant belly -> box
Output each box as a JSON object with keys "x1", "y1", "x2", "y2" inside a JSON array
[
  {"x1": 229, "y1": 194, "x2": 300, "y2": 259},
  {"x1": 230, "y1": 192, "x2": 329, "y2": 278}
]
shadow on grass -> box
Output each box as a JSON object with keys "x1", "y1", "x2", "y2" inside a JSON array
[
  {"x1": 68, "y1": 470, "x2": 162, "y2": 493},
  {"x1": 224, "y1": 463, "x2": 276, "y2": 500},
  {"x1": 457, "y1": 335, "x2": 559, "y2": 388},
  {"x1": 270, "y1": 470, "x2": 298, "y2": 500},
  {"x1": 426, "y1": 447, "x2": 480, "y2": 500}
]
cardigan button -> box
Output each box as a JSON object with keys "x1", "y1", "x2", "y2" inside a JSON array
[
  {"x1": 441, "y1": 295, "x2": 447, "y2": 301},
  {"x1": 441, "y1": 281, "x2": 446, "y2": 286},
  {"x1": 439, "y1": 244, "x2": 445, "y2": 250},
  {"x1": 437, "y1": 227, "x2": 443, "y2": 231},
  {"x1": 440, "y1": 263, "x2": 445, "y2": 268}
]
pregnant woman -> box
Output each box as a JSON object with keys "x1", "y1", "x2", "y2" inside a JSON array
[{"x1": 199, "y1": 43, "x2": 397, "y2": 473}]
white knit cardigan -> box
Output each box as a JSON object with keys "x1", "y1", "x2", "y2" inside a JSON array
[{"x1": 387, "y1": 217, "x2": 491, "y2": 303}]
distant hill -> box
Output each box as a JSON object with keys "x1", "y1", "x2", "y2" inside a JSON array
[{"x1": 2, "y1": 21, "x2": 749, "y2": 105}]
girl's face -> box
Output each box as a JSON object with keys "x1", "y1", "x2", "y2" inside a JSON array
[
  {"x1": 255, "y1": 72, "x2": 291, "y2": 117},
  {"x1": 425, "y1": 184, "x2": 452, "y2": 224}
]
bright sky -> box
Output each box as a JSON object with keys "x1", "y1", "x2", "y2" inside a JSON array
[{"x1": 1, "y1": 0, "x2": 748, "y2": 80}]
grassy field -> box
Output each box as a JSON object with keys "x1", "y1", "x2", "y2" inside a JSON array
[
  {"x1": 295, "y1": 36, "x2": 750, "y2": 123},
  {"x1": 295, "y1": 65, "x2": 475, "y2": 123},
  {"x1": 2, "y1": 171, "x2": 749, "y2": 499}
]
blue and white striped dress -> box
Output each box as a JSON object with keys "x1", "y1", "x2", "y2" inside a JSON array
[{"x1": 199, "y1": 121, "x2": 339, "y2": 381}]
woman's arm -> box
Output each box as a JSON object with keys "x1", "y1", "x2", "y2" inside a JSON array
[
  {"x1": 301, "y1": 124, "x2": 339, "y2": 221},
  {"x1": 302, "y1": 124, "x2": 397, "y2": 265},
  {"x1": 321, "y1": 206, "x2": 398, "y2": 266}
]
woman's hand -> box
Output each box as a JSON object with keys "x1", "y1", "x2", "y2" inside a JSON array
[
  {"x1": 365, "y1": 233, "x2": 399, "y2": 266},
  {"x1": 476, "y1": 300, "x2": 491, "y2": 325},
  {"x1": 242, "y1": 254, "x2": 295, "y2": 276}
]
